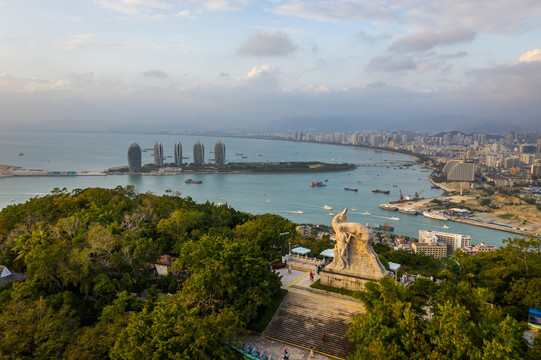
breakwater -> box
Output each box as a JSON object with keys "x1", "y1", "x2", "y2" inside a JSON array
[{"x1": 450, "y1": 217, "x2": 536, "y2": 236}]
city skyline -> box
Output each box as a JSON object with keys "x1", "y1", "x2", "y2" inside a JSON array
[{"x1": 1, "y1": 1, "x2": 541, "y2": 132}]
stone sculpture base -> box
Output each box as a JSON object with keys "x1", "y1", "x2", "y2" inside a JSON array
[{"x1": 320, "y1": 269, "x2": 380, "y2": 292}]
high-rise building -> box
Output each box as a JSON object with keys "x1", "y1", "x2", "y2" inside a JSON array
[
  {"x1": 412, "y1": 242, "x2": 447, "y2": 259},
  {"x1": 444, "y1": 161, "x2": 476, "y2": 182},
  {"x1": 127, "y1": 143, "x2": 142, "y2": 172},
  {"x1": 503, "y1": 157, "x2": 521, "y2": 169},
  {"x1": 521, "y1": 153, "x2": 535, "y2": 165},
  {"x1": 154, "y1": 141, "x2": 163, "y2": 167},
  {"x1": 174, "y1": 141, "x2": 182, "y2": 166},
  {"x1": 419, "y1": 230, "x2": 471, "y2": 255},
  {"x1": 520, "y1": 144, "x2": 537, "y2": 154},
  {"x1": 214, "y1": 141, "x2": 225, "y2": 165},
  {"x1": 531, "y1": 164, "x2": 541, "y2": 177},
  {"x1": 193, "y1": 141, "x2": 204, "y2": 165}
]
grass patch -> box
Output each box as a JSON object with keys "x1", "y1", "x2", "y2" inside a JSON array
[
  {"x1": 310, "y1": 279, "x2": 356, "y2": 297},
  {"x1": 247, "y1": 289, "x2": 288, "y2": 333},
  {"x1": 498, "y1": 213, "x2": 517, "y2": 220}
]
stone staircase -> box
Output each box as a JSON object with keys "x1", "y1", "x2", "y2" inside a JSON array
[{"x1": 263, "y1": 291, "x2": 363, "y2": 359}]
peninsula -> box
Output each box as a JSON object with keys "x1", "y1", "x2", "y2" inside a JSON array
[{"x1": 108, "y1": 161, "x2": 357, "y2": 174}]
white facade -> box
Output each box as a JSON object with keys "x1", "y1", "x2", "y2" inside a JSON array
[{"x1": 419, "y1": 230, "x2": 471, "y2": 254}]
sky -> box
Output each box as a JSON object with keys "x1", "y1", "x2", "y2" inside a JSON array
[{"x1": 1, "y1": 0, "x2": 540, "y2": 132}]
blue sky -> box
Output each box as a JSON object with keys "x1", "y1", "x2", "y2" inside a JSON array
[{"x1": 1, "y1": 0, "x2": 540, "y2": 132}]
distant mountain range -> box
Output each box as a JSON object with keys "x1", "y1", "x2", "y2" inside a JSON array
[
  {"x1": 4, "y1": 114, "x2": 538, "y2": 134},
  {"x1": 262, "y1": 115, "x2": 538, "y2": 134}
]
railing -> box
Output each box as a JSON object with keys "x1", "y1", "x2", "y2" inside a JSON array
[{"x1": 285, "y1": 254, "x2": 325, "y2": 267}]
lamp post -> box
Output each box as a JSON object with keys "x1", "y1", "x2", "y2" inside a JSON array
[{"x1": 280, "y1": 232, "x2": 289, "y2": 257}]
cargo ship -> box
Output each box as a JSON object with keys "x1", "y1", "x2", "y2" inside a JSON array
[
  {"x1": 372, "y1": 189, "x2": 390, "y2": 194},
  {"x1": 372, "y1": 222, "x2": 394, "y2": 231},
  {"x1": 344, "y1": 187, "x2": 358, "y2": 192},
  {"x1": 185, "y1": 179, "x2": 202, "y2": 184},
  {"x1": 310, "y1": 181, "x2": 326, "y2": 187}
]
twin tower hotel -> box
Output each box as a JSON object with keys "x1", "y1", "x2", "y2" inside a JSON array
[{"x1": 127, "y1": 140, "x2": 225, "y2": 172}]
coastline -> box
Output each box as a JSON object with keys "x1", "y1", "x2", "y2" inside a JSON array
[
  {"x1": 449, "y1": 216, "x2": 535, "y2": 237},
  {"x1": 380, "y1": 195, "x2": 539, "y2": 237},
  {"x1": 0, "y1": 162, "x2": 357, "y2": 177}
]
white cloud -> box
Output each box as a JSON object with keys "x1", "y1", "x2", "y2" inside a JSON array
[
  {"x1": 96, "y1": 0, "x2": 251, "y2": 17},
  {"x1": 96, "y1": 0, "x2": 171, "y2": 15},
  {"x1": 367, "y1": 55, "x2": 417, "y2": 72},
  {"x1": 272, "y1": 1, "x2": 397, "y2": 24},
  {"x1": 0, "y1": 73, "x2": 71, "y2": 94},
  {"x1": 233, "y1": 64, "x2": 279, "y2": 88},
  {"x1": 271, "y1": 1, "x2": 541, "y2": 34},
  {"x1": 517, "y1": 49, "x2": 541, "y2": 63},
  {"x1": 466, "y1": 61, "x2": 541, "y2": 101},
  {"x1": 389, "y1": 29, "x2": 476, "y2": 52},
  {"x1": 55, "y1": 34, "x2": 188, "y2": 52},
  {"x1": 238, "y1": 30, "x2": 297, "y2": 57},
  {"x1": 189, "y1": 0, "x2": 252, "y2": 12},
  {"x1": 176, "y1": 9, "x2": 191, "y2": 17}
]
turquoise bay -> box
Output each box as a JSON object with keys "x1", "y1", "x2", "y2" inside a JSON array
[{"x1": 0, "y1": 132, "x2": 514, "y2": 247}]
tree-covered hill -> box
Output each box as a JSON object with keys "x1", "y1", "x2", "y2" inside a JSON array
[
  {"x1": 348, "y1": 236, "x2": 541, "y2": 360},
  {"x1": 0, "y1": 186, "x2": 295, "y2": 359}
]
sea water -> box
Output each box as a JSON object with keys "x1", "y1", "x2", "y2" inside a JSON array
[{"x1": 0, "y1": 131, "x2": 514, "y2": 247}]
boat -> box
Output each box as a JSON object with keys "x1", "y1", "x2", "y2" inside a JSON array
[
  {"x1": 422, "y1": 211, "x2": 449, "y2": 221},
  {"x1": 392, "y1": 185, "x2": 397, "y2": 187},
  {"x1": 329, "y1": 212, "x2": 335, "y2": 216},
  {"x1": 18, "y1": 152, "x2": 24, "y2": 156},
  {"x1": 399, "y1": 207, "x2": 418, "y2": 215},
  {"x1": 391, "y1": 216, "x2": 400, "y2": 221},
  {"x1": 431, "y1": 185, "x2": 440, "y2": 189},
  {"x1": 344, "y1": 187, "x2": 358, "y2": 192},
  {"x1": 323, "y1": 205, "x2": 333, "y2": 210},
  {"x1": 379, "y1": 204, "x2": 398, "y2": 211},
  {"x1": 372, "y1": 189, "x2": 390, "y2": 194},
  {"x1": 373, "y1": 222, "x2": 394, "y2": 231},
  {"x1": 363, "y1": 211, "x2": 371, "y2": 215},
  {"x1": 356, "y1": 180, "x2": 362, "y2": 183},
  {"x1": 443, "y1": 225, "x2": 450, "y2": 229},
  {"x1": 310, "y1": 181, "x2": 326, "y2": 187},
  {"x1": 185, "y1": 179, "x2": 202, "y2": 184},
  {"x1": 295, "y1": 210, "x2": 303, "y2": 214},
  {"x1": 265, "y1": 200, "x2": 270, "y2": 203}
]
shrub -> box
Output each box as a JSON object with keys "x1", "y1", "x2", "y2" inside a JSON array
[{"x1": 480, "y1": 198, "x2": 491, "y2": 206}]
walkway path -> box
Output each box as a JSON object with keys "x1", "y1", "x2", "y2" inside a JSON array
[{"x1": 242, "y1": 265, "x2": 364, "y2": 360}]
